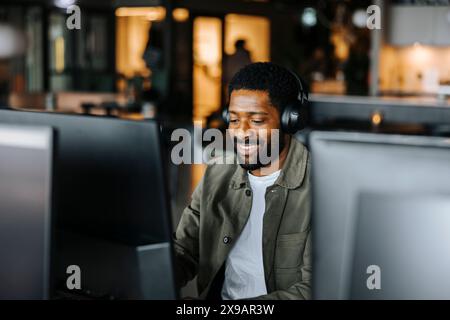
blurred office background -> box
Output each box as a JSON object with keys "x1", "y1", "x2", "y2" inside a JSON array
[{"x1": 1, "y1": 0, "x2": 450, "y2": 298}]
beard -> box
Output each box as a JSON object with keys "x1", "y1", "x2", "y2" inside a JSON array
[{"x1": 233, "y1": 133, "x2": 286, "y2": 171}]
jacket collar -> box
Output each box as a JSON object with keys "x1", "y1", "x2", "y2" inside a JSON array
[{"x1": 230, "y1": 137, "x2": 308, "y2": 190}]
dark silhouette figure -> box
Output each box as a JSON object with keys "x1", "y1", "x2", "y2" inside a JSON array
[{"x1": 223, "y1": 39, "x2": 252, "y2": 91}]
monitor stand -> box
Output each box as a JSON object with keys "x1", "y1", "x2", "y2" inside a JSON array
[{"x1": 53, "y1": 231, "x2": 177, "y2": 300}]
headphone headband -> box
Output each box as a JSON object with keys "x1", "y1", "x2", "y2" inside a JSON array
[
  {"x1": 222, "y1": 68, "x2": 308, "y2": 134},
  {"x1": 289, "y1": 69, "x2": 308, "y2": 106}
]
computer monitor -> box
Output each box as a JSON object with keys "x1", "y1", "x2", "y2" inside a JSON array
[
  {"x1": 310, "y1": 131, "x2": 450, "y2": 299},
  {"x1": 0, "y1": 124, "x2": 54, "y2": 299},
  {"x1": 0, "y1": 109, "x2": 176, "y2": 299}
]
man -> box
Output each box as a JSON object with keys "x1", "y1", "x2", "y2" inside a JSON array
[{"x1": 173, "y1": 62, "x2": 311, "y2": 300}]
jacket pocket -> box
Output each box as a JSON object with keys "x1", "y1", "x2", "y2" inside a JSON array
[
  {"x1": 274, "y1": 267, "x2": 300, "y2": 290},
  {"x1": 275, "y1": 231, "x2": 308, "y2": 269}
]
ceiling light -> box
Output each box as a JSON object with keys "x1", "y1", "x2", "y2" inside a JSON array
[{"x1": 302, "y1": 8, "x2": 317, "y2": 27}]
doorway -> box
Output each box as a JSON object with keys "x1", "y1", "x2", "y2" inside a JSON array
[{"x1": 192, "y1": 14, "x2": 270, "y2": 124}]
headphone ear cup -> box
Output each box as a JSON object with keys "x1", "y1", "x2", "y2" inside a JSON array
[
  {"x1": 222, "y1": 107, "x2": 230, "y2": 126},
  {"x1": 281, "y1": 101, "x2": 307, "y2": 134},
  {"x1": 280, "y1": 104, "x2": 293, "y2": 133}
]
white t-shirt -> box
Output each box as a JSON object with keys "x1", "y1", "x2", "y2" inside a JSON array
[{"x1": 221, "y1": 169, "x2": 281, "y2": 300}]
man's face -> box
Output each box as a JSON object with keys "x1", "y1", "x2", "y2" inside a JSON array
[{"x1": 227, "y1": 89, "x2": 285, "y2": 171}]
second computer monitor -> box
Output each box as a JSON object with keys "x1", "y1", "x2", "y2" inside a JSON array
[
  {"x1": 310, "y1": 131, "x2": 450, "y2": 299},
  {"x1": 0, "y1": 124, "x2": 53, "y2": 299}
]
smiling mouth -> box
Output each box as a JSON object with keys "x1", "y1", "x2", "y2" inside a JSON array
[{"x1": 236, "y1": 143, "x2": 258, "y2": 156}]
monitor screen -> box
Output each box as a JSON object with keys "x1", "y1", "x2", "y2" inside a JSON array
[
  {"x1": 0, "y1": 109, "x2": 172, "y2": 246},
  {"x1": 351, "y1": 192, "x2": 450, "y2": 299},
  {"x1": 0, "y1": 109, "x2": 176, "y2": 299}
]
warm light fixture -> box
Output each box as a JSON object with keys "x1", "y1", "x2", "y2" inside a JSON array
[
  {"x1": 55, "y1": 36, "x2": 65, "y2": 73},
  {"x1": 371, "y1": 111, "x2": 383, "y2": 126},
  {"x1": 409, "y1": 42, "x2": 431, "y2": 65},
  {"x1": 173, "y1": 8, "x2": 189, "y2": 22},
  {"x1": 115, "y1": 7, "x2": 166, "y2": 21}
]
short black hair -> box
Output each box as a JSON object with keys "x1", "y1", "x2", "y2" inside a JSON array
[{"x1": 228, "y1": 62, "x2": 300, "y2": 111}]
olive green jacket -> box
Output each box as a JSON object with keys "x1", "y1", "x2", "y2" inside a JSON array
[{"x1": 173, "y1": 137, "x2": 311, "y2": 300}]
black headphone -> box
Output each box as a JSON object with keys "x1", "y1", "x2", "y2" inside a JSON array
[{"x1": 222, "y1": 70, "x2": 309, "y2": 134}]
